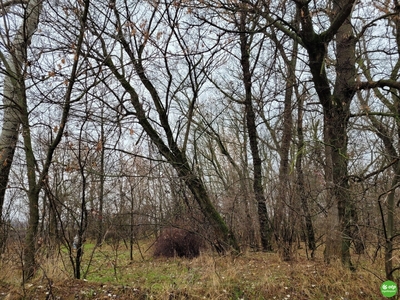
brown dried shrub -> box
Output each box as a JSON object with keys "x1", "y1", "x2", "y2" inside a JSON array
[{"x1": 153, "y1": 228, "x2": 202, "y2": 258}]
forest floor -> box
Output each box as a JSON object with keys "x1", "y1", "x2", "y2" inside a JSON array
[{"x1": 0, "y1": 241, "x2": 394, "y2": 299}]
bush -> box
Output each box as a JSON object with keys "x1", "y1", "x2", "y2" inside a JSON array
[{"x1": 153, "y1": 228, "x2": 201, "y2": 258}]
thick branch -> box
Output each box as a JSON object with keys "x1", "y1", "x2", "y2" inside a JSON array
[{"x1": 357, "y1": 80, "x2": 400, "y2": 90}]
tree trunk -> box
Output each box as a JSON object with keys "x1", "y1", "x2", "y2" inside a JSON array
[
  {"x1": 329, "y1": 0, "x2": 356, "y2": 269},
  {"x1": 384, "y1": 179, "x2": 397, "y2": 280},
  {"x1": 47, "y1": 182, "x2": 60, "y2": 249},
  {"x1": 272, "y1": 22, "x2": 300, "y2": 260},
  {"x1": 0, "y1": 0, "x2": 43, "y2": 252},
  {"x1": 296, "y1": 0, "x2": 357, "y2": 268},
  {"x1": 0, "y1": 68, "x2": 21, "y2": 253},
  {"x1": 0, "y1": 0, "x2": 43, "y2": 279},
  {"x1": 96, "y1": 107, "x2": 105, "y2": 246},
  {"x1": 22, "y1": 0, "x2": 90, "y2": 280},
  {"x1": 75, "y1": 145, "x2": 89, "y2": 280},
  {"x1": 296, "y1": 93, "x2": 316, "y2": 255},
  {"x1": 21, "y1": 89, "x2": 41, "y2": 280},
  {"x1": 239, "y1": 11, "x2": 273, "y2": 252}
]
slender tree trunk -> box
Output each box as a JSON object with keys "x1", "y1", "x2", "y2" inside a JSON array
[
  {"x1": 0, "y1": 0, "x2": 43, "y2": 252},
  {"x1": 0, "y1": 68, "x2": 21, "y2": 253},
  {"x1": 47, "y1": 182, "x2": 60, "y2": 249},
  {"x1": 97, "y1": 107, "x2": 105, "y2": 246},
  {"x1": 384, "y1": 179, "x2": 397, "y2": 280},
  {"x1": 129, "y1": 184, "x2": 135, "y2": 261},
  {"x1": 272, "y1": 23, "x2": 300, "y2": 260},
  {"x1": 379, "y1": 2, "x2": 400, "y2": 279},
  {"x1": 21, "y1": 84, "x2": 41, "y2": 279},
  {"x1": 239, "y1": 11, "x2": 273, "y2": 252},
  {"x1": 22, "y1": 0, "x2": 90, "y2": 280},
  {"x1": 296, "y1": 94, "x2": 316, "y2": 255},
  {"x1": 75, "y1": 147, "x2": 88, "y2": 280},
  {"x1": 201, "y1": 114, "x2": 258, "y2": 248},
  {"x1": 0, "y1": 0, "x2": 44, "y2": 280}
]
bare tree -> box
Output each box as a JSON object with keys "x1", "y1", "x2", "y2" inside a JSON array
[
  {"x1": 237, "y1": 7, "x2": 274, "y2": 252},
  {"x1": 84, "y1": 1, "x2": 239, "y2": 253},
  {"x1": 19, "y1": 0, "x2": 91, "y2": 280},
  {"x1": 355, "y1": 1, "x2": 400, "y2": 278},
  {"x1": 295, "y1": 89, "x2": 316, "y2": 256},
  {"x1": 0, "y1": 0, "x2": 42, "y2": 253}
]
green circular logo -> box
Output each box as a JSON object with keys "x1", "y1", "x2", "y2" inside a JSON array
[{"x1": 381, "y1": 280, "x2": 398, "y2": 298}]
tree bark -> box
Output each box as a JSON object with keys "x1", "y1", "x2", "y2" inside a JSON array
[
  {"x1": 271, "y1": 19, "x2": 300, "y2": 260},
  {"x1": 296, "y1": 93, "x2": 316, "y2": 255},
  {"x1": 296, "y1": 0, "x2": 357, "y2": 268},
  {"x1": 0, "y1": 0, "x2": 42, "y2": 271},
  {"x1": 0, "y1": 0, "x2": 42, "y2": 252},
  {"x1": 239, "y1": 11, "x2": 273, "y2": 252},
  {"x1": 96, "y1": 107, "x2": 105, "y2": 246},
  {"x1": 0, "y1": 0, "x2": 43, "y2": 279},
  {"x1": 21, "y1": 83, "x2": 40, "y2": 280},
  {"x1": 329, "y1": 0, "x2": 356, "y2": 269},
  {"x1": 22, "y1": 0, "x2": 90, "y2": 280}
]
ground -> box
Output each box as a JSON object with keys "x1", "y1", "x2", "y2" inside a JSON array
[{"x1": 0, "y1": 242, "x2": 393, "y2": 299}]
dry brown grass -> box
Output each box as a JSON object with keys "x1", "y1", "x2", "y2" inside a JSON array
[{"x1": 0, "y1": 242, "x2": 394, "y2": 299}]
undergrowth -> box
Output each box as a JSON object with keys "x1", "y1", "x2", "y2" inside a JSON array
[{"x1": 0, "y1": 241, "x2": 394, "y2": 299}]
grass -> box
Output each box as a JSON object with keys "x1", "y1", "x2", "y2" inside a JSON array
[{"x1": 0, "y1": 240, "x2": 395, "y2": 299}]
